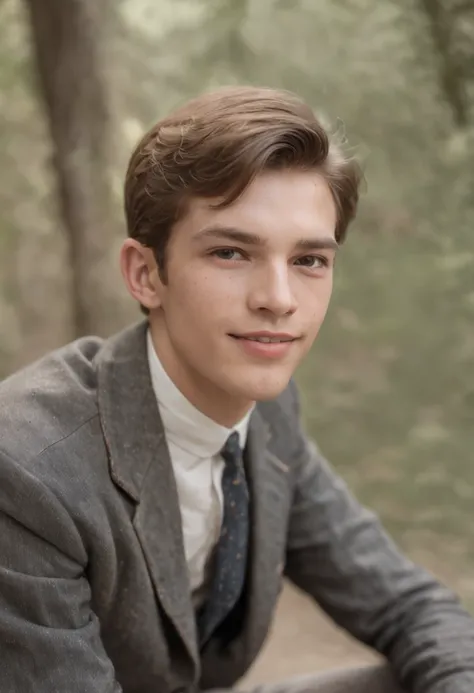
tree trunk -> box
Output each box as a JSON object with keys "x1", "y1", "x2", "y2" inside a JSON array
[
  {"x1": 419, "y1": 0, "x2": 470, "y2": 128},
  {"x1": 23, "y1": 0, "x2": 126, "y2": 337}
]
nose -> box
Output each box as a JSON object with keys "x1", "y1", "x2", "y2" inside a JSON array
[{"x1": 247, "y1": 262, "x2": 297, "y2": 317}]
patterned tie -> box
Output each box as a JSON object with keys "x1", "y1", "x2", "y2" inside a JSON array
[{"x1": 197, "y1": 431, "x2": 250, "y2": 647}]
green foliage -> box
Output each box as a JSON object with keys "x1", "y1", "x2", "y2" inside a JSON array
[{"x1": 1, "y1": 0, "x2": 474, "y2": 600}]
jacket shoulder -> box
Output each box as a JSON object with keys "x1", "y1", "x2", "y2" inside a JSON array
[
  {"x1": 0, "y1": 336, "x2": 104, "y2": 464},
  {"x1": 255, "y1": 378, "x2": 306, "y2": 462}
]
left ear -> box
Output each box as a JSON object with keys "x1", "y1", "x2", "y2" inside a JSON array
[{"x1": 119, "y1": 239, "x2": 164, "y2": 310}]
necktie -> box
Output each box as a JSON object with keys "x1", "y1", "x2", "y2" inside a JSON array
[{"x1": 197, "y1": 431, "x2": 250, "y2": 647}]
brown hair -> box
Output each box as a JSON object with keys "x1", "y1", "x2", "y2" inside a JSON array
[{"x1": 124, "y1": 85, "x2": 362, "y2": 280}]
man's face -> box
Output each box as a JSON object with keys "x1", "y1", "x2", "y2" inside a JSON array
[{"x1": 149, "y1": 169, "x2": 337, "y2": 422}]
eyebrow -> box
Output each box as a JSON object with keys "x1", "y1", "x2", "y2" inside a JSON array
[{"x1": 193, "y1": 225, "x2": 339, "y2": 252}]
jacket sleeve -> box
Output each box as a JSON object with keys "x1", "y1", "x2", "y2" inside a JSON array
[
  {"x1": 0, "y1": 450, "x2": 122, "y2": 693},
  {"x1": 284, "y1": 383, "x2": 474, "y2": 693}
]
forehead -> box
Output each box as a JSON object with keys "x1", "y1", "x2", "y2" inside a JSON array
[{"x1": 177, "y1": 170, "x2": 337, "y2": 243}]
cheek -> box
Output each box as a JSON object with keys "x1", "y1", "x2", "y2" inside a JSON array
[
  {"x1": 302, "y1": 278, "x2": 333, "y2": 320},
  {"x1": 320, "y1": 281, "x2": 334, "y2": 313},
  {"x1": 176, "y1": 270, "x2": 240, "y2": 318},
  {"x1": 166, "y1": 277, "x2": 224, "y2": 338},
  {"x1": 168, "y1": 273, "x2": 209, "y2": 310}
]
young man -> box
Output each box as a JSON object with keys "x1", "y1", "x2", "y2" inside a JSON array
[{"x1": 0, "y1": 86, "x2": 473, "y2": 693}]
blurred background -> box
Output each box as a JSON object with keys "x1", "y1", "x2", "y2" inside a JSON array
[{"x1": 1, "y1": 0, "x2": 474, "y2": 682}]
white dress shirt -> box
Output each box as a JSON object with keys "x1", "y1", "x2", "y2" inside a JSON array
[{"x1": 146, "y1": 331, "x2": 252, "y2": 605}]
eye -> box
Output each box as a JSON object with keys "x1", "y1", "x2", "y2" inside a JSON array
[
  {"x1": 211, "y1": 248, "x2": 245, "y2": 261},
  {"x1": 294, "y1": 255, "x2": 329, "y2": 269}
]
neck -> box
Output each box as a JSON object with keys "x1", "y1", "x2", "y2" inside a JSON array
[{"x1": 149, "y1": 324, "x2": 254, "y2": 428}]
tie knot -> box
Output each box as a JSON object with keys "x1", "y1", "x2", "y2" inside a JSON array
[{"x1": 221, "y1": 431, "x2": 241, "y2": 464}]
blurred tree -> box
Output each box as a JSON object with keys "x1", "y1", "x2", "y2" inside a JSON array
[
  {"x1": 0, "y1": 0, "x2": 70, "y2": 374},
  {"x1": 23, "y1": 0, "x2": 128, "y2": 337},
  {"x1": 417, "y1": 0, "x2": 472, "y2": 127}
]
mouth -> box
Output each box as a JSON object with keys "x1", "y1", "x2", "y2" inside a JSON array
[
  {"x1": 228, "y1": 332, "x2": 299, "y2": 360},
  {"x1": 229, "y1": 333, "x2": 298, "y2": 343}
]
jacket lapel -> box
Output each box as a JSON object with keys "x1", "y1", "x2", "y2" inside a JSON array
[
  {"x1": 96, "y1": 321, "x2": 198, "y2": 667},
  {"x1": 243, "y1": 409, "x2": 292, "y2": 657}
]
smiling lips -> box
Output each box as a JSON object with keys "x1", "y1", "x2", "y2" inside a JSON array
[
  {"x1": 230, "y1": 331, "x2": 299, "y2": 359},
  {"x1": 233, "y1": 331, "x2": 297, "y2": 342}
]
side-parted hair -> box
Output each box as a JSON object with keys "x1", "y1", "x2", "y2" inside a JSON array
[{"x1": 124, "y1": 85, "x2": 363, "y2": 278}]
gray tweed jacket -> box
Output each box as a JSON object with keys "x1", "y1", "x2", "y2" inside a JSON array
[{"x1": 0, "y1": 321, "x2": 473, "y2": 693}]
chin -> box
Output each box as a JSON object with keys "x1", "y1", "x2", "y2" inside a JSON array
[{"x1": 230, "y1": 374, "x2": 291, "y2": 403}]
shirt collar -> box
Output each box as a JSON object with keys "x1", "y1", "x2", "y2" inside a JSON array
[{"x1": 146, "y1": 330, "x2": 253, "y2": 458}]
